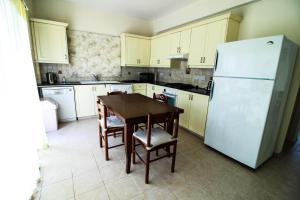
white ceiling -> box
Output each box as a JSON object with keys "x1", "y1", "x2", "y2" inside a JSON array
[{"x1": 64, "y1": 0, "x2": 201, "y2": 20}]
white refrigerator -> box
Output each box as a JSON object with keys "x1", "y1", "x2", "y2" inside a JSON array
[{"x1": 204, "y1": 35, "x2": 298, "y2": 169}]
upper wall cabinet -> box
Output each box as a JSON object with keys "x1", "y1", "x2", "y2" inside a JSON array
[
  {"x1": 150, "y1": 35, "x2": 171, "y2": 67},
  {"x1": 121, "y1": 33, "x2": 150, "y2": 67},
  {"x1": 121, "y1": 13, "x2": 241, "y2": 69},
  {"x1": 169, "y1": 29, "x2": 191, "y2": 55},
  {"x1": 31, "y1": 18, "x2": 69, "y2": 64},
  {"x1": 188, "y1": 16, "x2": 241, "y2": 68}
]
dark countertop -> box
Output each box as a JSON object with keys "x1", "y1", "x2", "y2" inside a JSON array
[
  {"x1": 37, "y1": 80, "x2": 210, "y2": 96},
  {"x1": 120, "y1": 80, "x2": 210, "y2": 96}
]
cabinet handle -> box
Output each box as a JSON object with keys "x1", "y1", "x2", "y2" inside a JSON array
[
  {"x1": 178, "y1": 47, "x2": 181, "y2": 53},
  {"x1": 65, "y1": 54, "x2": 67, "y2": 59},
  {"x1": 203, "y1": 57, "x2": 205, "y2": 63},
  {"x1": 191, "y1": 94, "x2": 193, "y2": 100},
  {"x1": 200, "y1": 57, "x2": 203, "y2": 63},
  {"x1": 188, "y1": 94, "x2": 191, "y2": 100}
]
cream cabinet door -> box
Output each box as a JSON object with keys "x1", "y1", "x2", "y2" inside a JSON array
[
  {"x1": 134, "y1": 89, "x2": 147, "y2": 96},
  {"x1": 74, "y1": 85, "x2": 95, "y2": 118},
  {"x1": 169, "y1": 32, "x2": 180, "y2": 55},
  {"x1": 179, "y1": 29, "x2": 191, "y2": 54},
  {"x1": 150, "y1": 38, "x2": 160, "y2": 66},
  {"x1": 146, "y1": 84, "x2": 155, "y2": 97},
  {"x1": 139, "y1": 39, "x2": 150, "y2": 66},
  {"x1": 188, "y1": 25, "x2": 207, "y2": 67},
  {"x1": 176, "y1": 91, "x2": 191, "y2": 129},
  {"x1": 93, "y1": 85, "x2": 107, "y2": 114},
  {"x1": 126, "y1": 36, "x2": 140, "y2": 65},
  {"x1": 125, "y1": 37, "x2": 150, "y2": 66},
  {"x1": 150, "y1": 36, "x2": 170, "y2": 67},
  {"x1": 32, "y1": 22, "x2": 68, "y2": 64},
  {"x1": 188, "y1": 93, "x2": 209, "y2": 136},
  {"x1": 203, "y1": 19, "x2": 227, "y2": 66}
]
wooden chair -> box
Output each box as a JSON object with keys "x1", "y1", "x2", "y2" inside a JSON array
[
  {"x1": 136, "y1": 93, "x2": 169, "y2": 131},
  {"x1": 132, "y1": 112, "x2": 179, "y2": 184},
  {"x1": 97, "y1": 99, "x2": 125, "y2": 161},
  {"x1": 153, "y1": 93, "x2": 168, "y2": 104}
]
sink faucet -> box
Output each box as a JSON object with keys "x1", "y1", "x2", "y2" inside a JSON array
[{"x1": 91, "y1": 74, "x2": 99, "y2": 81}]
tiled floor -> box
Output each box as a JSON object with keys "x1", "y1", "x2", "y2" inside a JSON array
[{"x1": 35, "y1": 117, "x2": 300, "y2": 200}]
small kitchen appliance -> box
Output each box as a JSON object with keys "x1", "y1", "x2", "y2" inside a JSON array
[{"x1": 46, "y1": 72, "x2": 58, "y2": 84}]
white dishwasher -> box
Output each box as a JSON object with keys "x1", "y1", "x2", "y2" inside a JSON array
[{"x1": 41, "y1": 87, "x2": 77, "y2": 121}]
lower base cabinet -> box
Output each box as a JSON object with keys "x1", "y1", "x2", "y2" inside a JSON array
[
  {"x1": 132, "y1": 83, "x2": 147, "y2": 96},
  {"x1": 146, "y1": 84, "x2": 165, "y2": 97},
  {"x1": 74, "y1": 85, "x2": 107, "y2": 118},
  {"x1": 177, "y1": 91, "x2": 209, "y2": 137}
]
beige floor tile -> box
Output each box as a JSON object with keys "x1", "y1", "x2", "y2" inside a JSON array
[
  {"x1": 40, "y1": 178, "x2": 74, "y2": 200},
  {"x1": 73, "y1": 168, "x2": 104, "y2": 195},
  {"x1": 76, "y1": 186, "x2": 109, "y2": 200},
  {"x1": 132, "y1": 187, "x2": 177, "y2": 200},
  {"x1": 106, "y1": 176, "x2": 144, "y2": 200},
  {"x1": 38, "y1": 118, "x2": 300, "y2": 200},
  {"x1": 99, "y1": 160, "x2": 127, "y2": 184}
]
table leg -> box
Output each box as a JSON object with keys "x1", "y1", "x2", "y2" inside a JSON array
[{"x1": 125, "y1": 122, "x2": 134, "y2": 173}]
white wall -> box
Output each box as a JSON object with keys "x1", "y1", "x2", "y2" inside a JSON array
[
  {"x1": 151, "y1": 0, "x2": 256, "y2": 34},
  {"x1": 31, "y1": 0, "x2": 152, "y2": 36}
]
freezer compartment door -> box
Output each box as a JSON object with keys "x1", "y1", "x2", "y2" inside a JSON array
[
  {"x1": 204, "y1": 77, "x2": 274, "y2": 168},
  {"x1": 214, "y1": 36, "x2": 284, "y2": 79}
]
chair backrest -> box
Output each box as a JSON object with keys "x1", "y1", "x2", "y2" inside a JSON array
[
  {"x1": 146, "y1": 112, "x2": 178, "y2": 147},
  {"x1": 107, "y1": 91, "x2": 127, "y2": 95},
  {"x1": 96, "y1": 99, "x2": 108, "y2": 128},
  {"x1": 153, "y1": 93, "x2": 168, "y2": 104}
]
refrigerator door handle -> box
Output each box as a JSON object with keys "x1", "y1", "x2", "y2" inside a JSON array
[
  {"x1": 209, "y1": 81, "x2": 214, "y2": 101},
  {"x1": 214, "y1": 51, "x2": 219, "y2": 72}
]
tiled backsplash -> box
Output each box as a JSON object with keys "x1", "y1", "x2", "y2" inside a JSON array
[{"x1": 38, "y1": 29, "x2": 213, "y2": 87}]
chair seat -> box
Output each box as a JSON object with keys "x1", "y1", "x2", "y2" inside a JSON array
[
  {"x1": 100, "y1": 116, "x2": 124, "y2": 128},
  {"x1": 133, "y1": 128, "x2": 176, "y2": 149}
]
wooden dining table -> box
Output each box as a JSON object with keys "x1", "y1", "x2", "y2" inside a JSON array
[{"x1": 97, "y1": 93, "x2": 183, "y2": 173}]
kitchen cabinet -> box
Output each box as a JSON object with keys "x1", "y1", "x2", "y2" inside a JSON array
[
  {"x1": 177, "y1": 91, "x2": 209, "y2": 136},
  {"x1": 74, "y1": 85, "x2": 107, "y2": 117},
  {"x1": 150, "y1": 36, "x2": 171, "y2": 67},
  {"x1": 188, "y1": 93, "x2": 209, "y2": 136},
  {"x1": 121, "y1": 13, "x2": 240, "y2": 69},
  {"x1": 121, "y1": 33, "x2": 150, "y2": 67},
  {"x1": 31, "y1": 18, "x2": 69, "y2": 64},
  {"x1": 176, "y1": 90, "x2": 191, "y2": 129},
  {"x1": 189, "y1": 18, "x2": 239, "y2": 68},
  {"x1": 169, "y1": 29, "x2": 191, "y2": 55},
  {"x1": 132, "y1": 83, "x2": 147, "y2": 96},
  {"x1": 146, "y1": 84, "x2": 165, "y2": 97}
]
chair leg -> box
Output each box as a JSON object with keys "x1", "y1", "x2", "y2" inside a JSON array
[
  {"x1": 104, "y1": 131, "x2": 109, "y2": 161},
  {"x1": 171, "y1": 143, "x2": 177, "y2": 173},
  {"x1": 156, "y1": 149, "x2": 159, "y2": 157},
  {"x1": 122, "y1": 130, "x2": 124, "y2": 143},
  {"x1": 166, "y1": 146, "x2": 171, "y2": 157},
  {"x1": 99, "y1": 126, "x2": 103, "y2": 148},
  {"x1": 132, "y1": 137, "x2": 136, "y2": 164},
  {"x1": 145, "y1": 151, "x2": 150, "y2": 184},
  {"x1": 113, "y1": 132, "x2": 116, "y2": 138}
]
